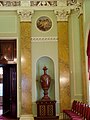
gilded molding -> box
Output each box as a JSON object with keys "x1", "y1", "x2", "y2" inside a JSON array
[
  {"x1": 17, "y1": 10, "x2": 34, "y2": 21},
  {"x1": 31, "y1": 37, "x2": 58, "y2": 42}
]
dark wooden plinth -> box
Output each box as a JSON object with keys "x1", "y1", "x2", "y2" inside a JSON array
[{"x1": 35, "y1": 100, "x2": 59, "y2": 120}]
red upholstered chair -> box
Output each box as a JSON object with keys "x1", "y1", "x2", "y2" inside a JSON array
[
  {"x1": 86, "y1": 107, "x2": 90, "y2": 120},
  {"x1": 67, "y1": 101, "x2": 83, "y2": 120},
  {"x1": 82, "y1": 104, "x2": 87, "y2": 117},
  {"x1": 63, "y1": 100, "x2": 77, "y2": 119},
  {"x1": 63, "y1": 100, "x2": 90, "y2": 120},
  {"x1": 84, "y1": 105, "x2": 90, "y2": 120},
  {"x1": 71, "y1": 104, "x2": 90, "y2": 120},
  {"x1": 79, "y1": 102, "x2": 84, "y2": 116}
]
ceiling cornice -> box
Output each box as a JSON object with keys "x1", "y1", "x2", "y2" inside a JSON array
[
  {"x1": 0, "y1": 0, "x2": 83, "y2": 8},
  {"x1": 0, "y1": 0, "x2": 83, "y2": 21}
]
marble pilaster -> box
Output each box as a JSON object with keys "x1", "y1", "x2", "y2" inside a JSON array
[
  {"x1": 57, "y1": 21, "x2": 71, "y2": 112},
  {"x1": 20, "y1": 22, "x2": 32, "y2": 114},
  {"x1": 79, "y1": 14, "x2": 87, "y2": 103}
]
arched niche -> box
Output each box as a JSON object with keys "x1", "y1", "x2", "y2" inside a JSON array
[{"x1": 36, "y1": 56, "x2": 55, "y2": 100}]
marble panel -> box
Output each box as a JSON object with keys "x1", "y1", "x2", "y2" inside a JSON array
[
  {"x1": 20, "y1": 22, "x2": 32, "y2": 114},
  {"x1": 79, "y1": 14, "x2": 87, "y2": 103},
  {"x1": 57, "y1": 21, "x2": 71, "y2": 112}
]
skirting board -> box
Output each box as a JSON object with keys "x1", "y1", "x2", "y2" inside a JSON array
[{"x1": 20, "y1": 114, "x2": 34, "y2": 120}]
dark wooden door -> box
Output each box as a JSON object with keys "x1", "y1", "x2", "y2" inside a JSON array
[
  {"x1": 3, "y1": 64, "x2": 17, "y2": 118},
  {"x1": 3, "y1": 64, "x2": 10, "y2": 116}
]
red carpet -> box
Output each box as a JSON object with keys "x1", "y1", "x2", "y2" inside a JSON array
[{"x1": 0, "y1": 115, "x2": 18, "y2": 120}]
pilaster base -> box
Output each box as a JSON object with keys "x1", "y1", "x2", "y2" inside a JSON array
[
  {"x1": 20, "y1": 114, "x2": 34, "y2": 120},
  {"x1": 34, "y1": 116, "x2": 59, "y2": 120}
]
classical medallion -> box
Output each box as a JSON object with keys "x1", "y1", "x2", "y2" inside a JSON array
[{"x1": 36, "y1": 16, "x2": 52, "y2": 31}]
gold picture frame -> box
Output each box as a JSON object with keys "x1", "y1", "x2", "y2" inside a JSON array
[{"x1": 36, "y1": 16, "x2": 52, "y2": 31}]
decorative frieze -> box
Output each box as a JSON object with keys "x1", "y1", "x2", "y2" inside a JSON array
[
  {"x1": 0, "y1": 1, "x2": 20, "y2": 6},
  {"x1": 31, "y1": 37, "x2": 58, "y2": 42},
  {"x1": 30, "y1": 1, "x2": 57, "y2": 6},
  {"x1": 0, "y1": 0, "x2": 83, "y2": 21},
  {"x1": 17, "y1": 10, "x2": 34, "y2": 21},
  {"x1": 0, "y1": 0, "x2": 83, "y2": 8}
]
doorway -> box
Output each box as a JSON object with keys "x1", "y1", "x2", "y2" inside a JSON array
[
  {"x1": 0, "y1": 39, "x2": 17, "y2": 118},
  {"x1": 0, "y1": 64, "x2": 17, "y2": 118}
]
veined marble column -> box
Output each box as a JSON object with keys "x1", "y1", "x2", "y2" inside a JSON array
[
  {"x1": 18, "y1": 10, "x2": 33, "y2": 115},
  {"x1": 55, "y1": 10, "x2": 71, "y2": 112},
  {"x1": 79, "y1": 14, "x2": 87, "y2": 103},
  {"x1": 20, "y1": 22, "x2": 32, "y2": 114},
  {"x1": 58, "y1": 21, "x2": 71, "y2": 112}
]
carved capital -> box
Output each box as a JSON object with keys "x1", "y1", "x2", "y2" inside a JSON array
[
  {"x1": 54, "y1": 0, "x2": 83, "y2": 21},
  {"x1": 54, "y1": 8, "x2": 70, "y2": 21},
  {"x1": 67, "y1": 0, "x2": 77, "y2": 6},
  {"x1": 73, "y1": 2, "x2": 83, "y2": 16},
  {"x1": 17, "y1": 10, "x2": 34, "y2": 22}
]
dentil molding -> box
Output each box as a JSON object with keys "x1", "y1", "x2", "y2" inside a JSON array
[{"x1": 31, "y1": 37, "x2": 58, "y2": 42}]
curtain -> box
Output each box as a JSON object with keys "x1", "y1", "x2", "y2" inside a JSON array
[{"x1": 87, "y1": 30, "x2": 90, "y2": 80}]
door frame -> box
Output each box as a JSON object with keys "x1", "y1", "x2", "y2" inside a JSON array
[{"x1": 0, "y1": 38, "x2": 20, "y2": 118}]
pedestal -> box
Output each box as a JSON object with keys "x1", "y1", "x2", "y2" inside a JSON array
[{"x1": 34, "y1": 100, "x2": 59, "y2": 120}]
